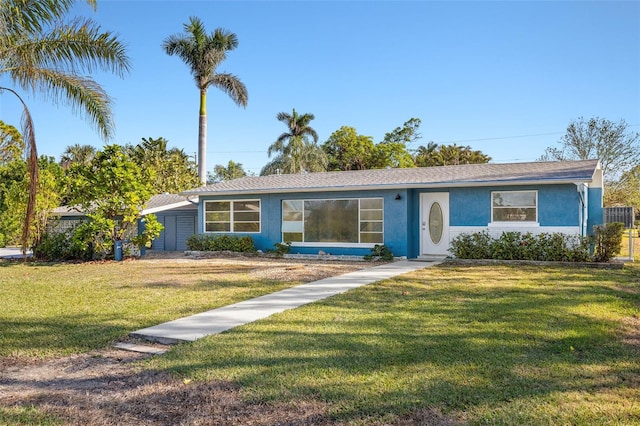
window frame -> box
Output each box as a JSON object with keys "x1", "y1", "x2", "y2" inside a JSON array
[
  {"x1": 203, "y1": 199, "x2": 261, "y2": 233},
  {"x1": 490, "y1": 190, "x2": 539, "y2": 224},
  {"x1": 281, "y1": 197, "x2": 384, "y2": 247}
]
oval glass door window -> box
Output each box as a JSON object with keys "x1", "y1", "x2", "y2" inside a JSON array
[{"x1": 429, "y1": 202, "x2": 443, "y2": 244}]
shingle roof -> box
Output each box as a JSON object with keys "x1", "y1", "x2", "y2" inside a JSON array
[
  {"x1": 184, "y1": 160, "x2": 601, "y2": 196},
  {"x1": 143, "y1": 193, "x2": 198, "y2": 214},
  {"x1": 52, "y1": 193, "x2": 199, "y2": 216}
]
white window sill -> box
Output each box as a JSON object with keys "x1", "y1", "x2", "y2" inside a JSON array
[
  {"x1": 488, "y1": 222, "x2": 540, "y2": 227},
  {"x1": 289, "y1": 242, "x2": 379, "y2": 248}
]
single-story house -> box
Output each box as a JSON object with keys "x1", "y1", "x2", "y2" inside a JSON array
[
  {"x1": 180, "y1": 159, "x2": 603, "y2": 259},
  {"x1": 51, "y1": 193, "x2": 199, "y2": 253}
]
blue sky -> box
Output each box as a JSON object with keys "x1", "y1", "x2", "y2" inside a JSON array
[{"x1": 1, "y1": 0, "x2": 639, "y2": 175}]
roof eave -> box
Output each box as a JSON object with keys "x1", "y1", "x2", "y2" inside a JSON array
[{"x1": 188, "y1": 177, "x2": 593, "y2": 197}]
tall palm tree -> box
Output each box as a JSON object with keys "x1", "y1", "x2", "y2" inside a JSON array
[
  {"x1": 60, "y1": 144, "x2": 97, "y2": 168},
  {"x1": 163, "y1": 17, "x2": 248, "y2": 184},
  {"x1": 0, "y1": 0, "x2": 130, "y2": 253},
  {"x1": 261, "y1": 109, "x2": 327, "y2": 175}
]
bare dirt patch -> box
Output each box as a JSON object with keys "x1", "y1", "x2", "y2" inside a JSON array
[{"x1": 1, "y1": 256, "x2": 398, "y2": 425}]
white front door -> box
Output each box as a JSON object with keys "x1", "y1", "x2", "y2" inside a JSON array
[{"x1": 420, "y1": 192, "x2": 450, "y2": 257}]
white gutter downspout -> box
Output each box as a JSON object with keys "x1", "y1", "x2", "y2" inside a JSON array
[{"x1": 576, "y1": 183, "x2": 588, "y2": 237}]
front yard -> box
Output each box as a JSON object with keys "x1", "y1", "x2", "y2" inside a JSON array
[{"x1": 1, "y1": 257, "x2": 639, "y2": 425}]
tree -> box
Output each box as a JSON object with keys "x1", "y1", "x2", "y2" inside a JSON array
[
  {"x1": 369, "y1": 118, "x2": 423, "y2": 169},
  {"x1": 322, "y1": 126, "x2": 375, "y2": 171},
  {"x1": 208, "y1": 160, "x2": 247, "y2": 183},
  {"x1": 126, "y1": 137, "x2": 199, "y2": 193},
  {"x1": 604, "y1": 165, "x2": 640, "y2": 210},
  {"x1": 0, "y1": 120, "x2": 24, "y2": 164},
  {"x1": 60, "y1": 144, "x2": 97, "y2": 168},
  {"x1": 382, "y1": 117, "x2": 423, "y2": 145},
  {"x1": 261, "y1": 109, "x2": 327, "y2": 175},
  {"x1": 163, "y1": 17, "x2": 248, "y2": 184},
  {"x1": 414, "y1": 143, "x2": 491, "y2": 166},
  {"x1": 0, "y1": 0, "x2": 130, "y2": 253},
  {"x1": 65, "y1": 145, "x2": 161, "y2": 258},
  {"x1": 0, "y1": 156, "x2": 63, "y2": 248},
  {"x1": 540, "y1": 117, "x2": 640, "y2": 181}
]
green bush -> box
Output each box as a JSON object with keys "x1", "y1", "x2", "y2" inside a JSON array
[
  {"x1": 272, "y1": 242, "x2": 291, "y2": 257},
  {"x1": 364, "y1": 244, "x2": 394, "y2": 261},
  {"x1": 33, "y1": 229, "x2": 91, "y2": 261},
  {"x1": 185, "y1": 234, "x2": 255, "y2": 253},
  {"x1": 447, "y1": 231, "x2": 492, "y2": 259},
  {"x1": 450, "y1": 231, "x2": 591, "y2": 262},
  {"x1": 593, "y1": 222, "x2": 624, "y2": 262}
]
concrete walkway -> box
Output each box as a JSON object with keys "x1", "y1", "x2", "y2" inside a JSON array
[
  {"x1": 130, "y1": 260, "x2": 438, "y2": 345},
  {"x1": 0, "y1": 247, "x2": 31, "y2": 259}
]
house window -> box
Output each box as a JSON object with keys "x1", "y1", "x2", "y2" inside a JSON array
[
  {"x1": 282, "y1": 198, "x2": 383, "y2": 244},
  {"x1": 491, "y1": 191, "x2": 537, "y2": 222},
  {"x1": 204, "y1": 200, "x2": 260, "y2": 233}
]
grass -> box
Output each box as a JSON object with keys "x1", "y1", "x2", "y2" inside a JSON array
[
  {"x1": 619, "y1": 231, "x2": 640, "y2": 261},
  {"x1": 0, "y1": 259, "x2": 300, "y2": 358},
  {"x1": 1, "y1": 259, "x2": 639, "y2": 424},
  {"x1": 148, "y1": 263, "x2": 640, "y2": 425}
]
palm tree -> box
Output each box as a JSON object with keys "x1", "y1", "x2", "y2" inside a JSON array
[
  {"x1": 0, "y1": 0, "x2": 130, "y2": 253},
  {"x1": 261, "y1": 109, "x2": 327, "y2": 175},
  {"x1": 60, "y1": 144, "x2": 97, "y2": 168},
  {"x1": 163, "y1": 17, "x2": 248, "y2": 184}
]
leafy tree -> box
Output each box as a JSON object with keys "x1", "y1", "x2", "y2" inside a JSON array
[
  {"x1": 604, "y1": 165, "x2": 640, "y2": 210},
  {"x1": 540, "y1": 117, "x2": 640, "y2": 181},
  {"x1": 0, "y1": 156, "x2": 62, "y2": 248},
  {"x1": 208, "y1": 160, "x2": 247, "y2": 183},
  {"x1": 369, "y1": 118, "x2": 422, "y2": 169},
  {"x1": 65, "y1": 145, "x2": 161, "y2": 258},
  {"x1": 322, "y1": 126, "x2": 375, "y2": 171},
  {"x1": 0, "y1": 120, "x2": 24, "y2": 164},
  {"x1": 414, "y1": 143, "x2": 491, "y2": 166},
  {"x1": 163, "y1": 17, "x2": 248, "y2": 184},
  {"x1": 60, "y1": 144, "x2": 97, "y2": 168},
  {"x1": 261, "y1": 109, "x2": 327, "y2": 175},
  {"x1": 370, "y1": 142, "x2": 415, "y2": 169},
  {"x1": 382, "y1": 117, "x2": 423, "y2": 145},
  {"x1": 0, "y1": 0, "x2": 130, "y2": 253},
  {"x1": 126, "y1": 137, "x2": 199, "y2": 193}
]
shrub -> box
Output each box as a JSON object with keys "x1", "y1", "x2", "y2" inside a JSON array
[
  {"x1": 450, "y1": 231, "x2": 592, "y2": 262},
  {"x1": 448, "y1": 231, "x2": 492, "y2": 259},
  {"x1": 593, "y1": 222, "x2": 624, "y2": 262},
  {"x1": 364, "y1": 244, "x2": 394, "y2": 261},
  {"x1": 186, "y1": 234, "x2": 255, "y2": 253},
  {"x1": 272, "y1": 242, "x2": 291, "y2": 257},
  {"x1": 33, "y1": 229, "x2": 90, "y2": 261}
]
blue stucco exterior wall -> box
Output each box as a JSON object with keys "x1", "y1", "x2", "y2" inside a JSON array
[
  {"x1": 197, "y1": 183, "x2": 601, "y2": 259},
  {"x1": 445, "y1": 184, "x2": 581, "y2": 227},
  {"x1": 587, "y1": 186, "x2": 604, "y2": 233},
  {"x1": 199, "y1": 189, "x2": 411, "y2": 257}
]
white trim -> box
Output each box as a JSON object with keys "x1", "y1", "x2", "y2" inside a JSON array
[
  {"x1": 290, "y1": 242, "x2": 378, "y2": 249},
  {"x1": 420, "y1": 192, "x2": 450, "y2": 256},
  {"x1": 142, "y1": 200, "x2": 197, "y2": 215},
  {"x1": 491, "y1": 190, "x2": 538, "y2": 223},
  {"x1": 185, "y1": 178, "x2": 595, "y2": 197},
  {"x1": 488, "y1": 222, "x2": 540, "y2": 228},
  {"x1": 281, "y1": 197, "x2": 384, "y2": 245},
  {"x1": 451, "y1": 226, "x2": 581, "y2": 240},
  {"x1": 203, "y1": 199, "x2": 261, "y2": 234}
]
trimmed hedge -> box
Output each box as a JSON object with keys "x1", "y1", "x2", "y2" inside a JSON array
[
  {"x1": 450, "y1": 224, "x2": 625, "y2": 263},
  {"x1": 449, "y1": 231, "x2": 591, "y2": 262},
  {"x1": 185, "y1": 234, "x2": 255, "y2": 253}
]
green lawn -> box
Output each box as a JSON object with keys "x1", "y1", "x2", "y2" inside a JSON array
[
  {"x1": 149, "y1": 263, "x2": 640, "y2": 425},
  {"x1": 0, "y1": 259, "x2": 299, "y2": 358},
  {"x1": 1, "y1": 260, "x2": 639, "y2": 424}
]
